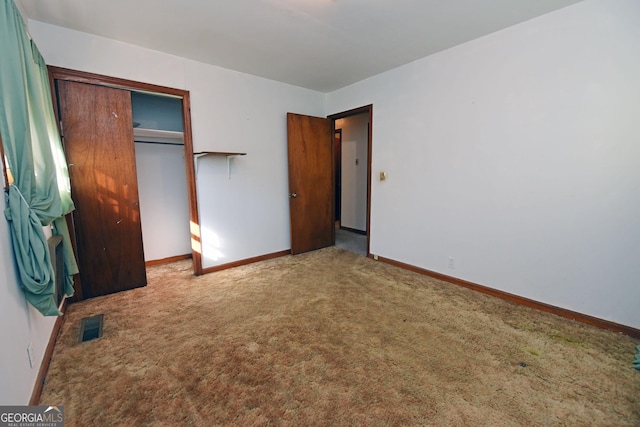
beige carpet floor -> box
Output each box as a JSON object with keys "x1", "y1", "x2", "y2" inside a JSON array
[{"x1": 41, "y1": 247, "x2": 640, "y2": 426}]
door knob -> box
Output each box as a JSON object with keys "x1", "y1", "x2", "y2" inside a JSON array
[{"x1": 289, "y1": 192, "x2": 297, "y2": 198}]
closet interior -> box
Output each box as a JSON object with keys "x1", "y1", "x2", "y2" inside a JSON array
[{"x1": 131, "y1": 91, "x2": 191, "y2": 263}]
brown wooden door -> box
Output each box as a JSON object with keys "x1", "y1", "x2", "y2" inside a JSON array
[
  {"x1": 58, "y1": 80, "x2": 146, "y2": 298},
  {"x1": 287, "y1": 113, "x2": 334, "y2": 254}
]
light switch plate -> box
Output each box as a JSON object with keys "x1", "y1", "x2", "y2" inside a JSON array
[{"x1": 379, "y1": 171, "x2": 387, "y2": 181}]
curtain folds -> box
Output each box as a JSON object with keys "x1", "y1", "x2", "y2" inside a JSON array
[{"x1": 1, "y1": 0, "x2": 78, "y2": 315}]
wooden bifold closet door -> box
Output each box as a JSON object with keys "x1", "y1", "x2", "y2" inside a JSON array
[{"x1": 58, "y1": 80, "x2": 146, "y2": 298}]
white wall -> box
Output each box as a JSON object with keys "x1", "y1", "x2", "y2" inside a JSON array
[
  {"x1": 184, "y1": 60, "x2": 325, "y2": 266},
  {"x1": 26, "y1": 21, "x2": 326, "y2": 269},
  {"x1": 327, "y1": 0, "x2": 640, "y2": 328},
  {"x1": 336, "y1": 114, "x2": 368, "y2": 231},
  {"x1": 0, "y1": 163, "x2": 58, "y2": 404}
]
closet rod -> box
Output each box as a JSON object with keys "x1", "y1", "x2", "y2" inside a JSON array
[{"x1": 134, "y1": 140, "x2": 184, "y2": 147}]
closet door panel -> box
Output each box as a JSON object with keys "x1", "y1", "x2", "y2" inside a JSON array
[{"x1": 58, "y1": 80, "x2": 146, "y2": 298}]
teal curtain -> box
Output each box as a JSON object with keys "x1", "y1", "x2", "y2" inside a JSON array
[{"x1": 1, "y1": 0, "x2": 78, "y2": 315}]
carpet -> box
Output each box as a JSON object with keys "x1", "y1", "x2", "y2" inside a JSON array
[{"x1": 40, "y1": 247, "x2": 640, "y2": 425}]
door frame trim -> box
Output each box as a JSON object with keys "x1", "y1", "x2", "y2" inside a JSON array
[
  {"x1": 328, "y1": 105, "x2": 373, "y2": 257},
  {"x1": 47, "y1": 66, "x2": 203, "y2": 280},
  {"x1": 333, "y1": 128, "x2": 342, "y2": 224}
]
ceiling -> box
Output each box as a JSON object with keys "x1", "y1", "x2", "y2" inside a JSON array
[{"x1": 17, "y1": 0, "x2": 583, "y2": 92}]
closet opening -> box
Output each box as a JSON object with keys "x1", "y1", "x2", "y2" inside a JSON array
[
  {"x1": 131, "y1": 91, "x2": 192, "y2": 267},
  {"x1": 49, "y1": 66, "x2": 201, "y2": 301}
]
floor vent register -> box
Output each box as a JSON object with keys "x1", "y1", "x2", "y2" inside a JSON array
[{"x1": 78, "y1": 314, "x2": 104, "y2": 343}]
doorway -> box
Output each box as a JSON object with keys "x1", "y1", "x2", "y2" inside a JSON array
[
  {"x1": 131, "y1": 91, "x2": 192, "y2": 265},
  {"x1": 49, "y1": 67, "x2": 201, "y2": 300},
  {"x1": 286, "y1": 106, "x2": 372, "y2": 257},
  {"x1": 329, "y1": 105, "x2": 372, "y2": 257}
]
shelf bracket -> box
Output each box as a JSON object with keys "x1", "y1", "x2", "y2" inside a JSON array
[
  {"x1": 192, "y1": 152, "x2": 247, "y2": 178},
  {"x1": 226, "y1": 155, "x2": 241, "y2": 179},
  {"x1": 193, "y1": 153, "x2": 208, "y2": 175}
]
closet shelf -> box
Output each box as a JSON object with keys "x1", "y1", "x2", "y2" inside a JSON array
[{"x1": 133, "y1": 128, "x2": 184, "y2": 145}]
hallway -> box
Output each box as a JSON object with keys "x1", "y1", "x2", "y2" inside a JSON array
[{"x1": 335, "y1": 227, "x2": 366, "y2": 256}]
